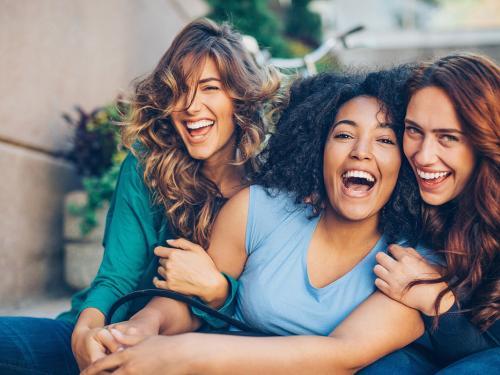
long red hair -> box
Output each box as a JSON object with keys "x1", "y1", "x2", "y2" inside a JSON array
[{"x1": 407, "y1": 53, "x2": 499, "y2": 330}]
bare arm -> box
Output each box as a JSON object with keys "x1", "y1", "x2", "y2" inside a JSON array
[
  {"x1": 84, "y1": 290, "x2": 424, "y2": 374},
  {"x1": 122, "y1": 188, "x2": 250, "y2": 334},
  {"x1": 191, "y1": 292, "x2": 424, "y2": 374}
]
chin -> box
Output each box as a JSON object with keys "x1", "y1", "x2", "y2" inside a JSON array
[
  {"x1": 186, "y1": 147, "x2": 215, "y2": 160},
  {"x1": 337, "y1": 206, "x2": 375, "y2": 222},
  {"x1": 420, "y1": 191, "x2": 449, "y2": 206}
]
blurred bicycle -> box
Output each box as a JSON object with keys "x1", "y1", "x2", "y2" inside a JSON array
[{"x1": 243, "y1": 25, "x2": 365, "y2": 77}]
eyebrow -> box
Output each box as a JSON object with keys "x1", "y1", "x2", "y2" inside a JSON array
[
  {"x1": 333, "y1": 119, "x2": 394, "y2": 129},
  {"x1": 198, "y1": 77, "x2": 221, "y2": 84},
  {"x1": 404, "y1": 119, "x2": 464, "y2": 134}
]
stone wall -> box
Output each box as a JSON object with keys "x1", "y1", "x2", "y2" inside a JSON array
[{"x1": 0, "y1": 0, "x2": 207, "y2": 306}]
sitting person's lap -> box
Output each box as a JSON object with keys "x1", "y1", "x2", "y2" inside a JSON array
[{"x1": 0, "y1": 316, "x2": 78, "y2": 375}]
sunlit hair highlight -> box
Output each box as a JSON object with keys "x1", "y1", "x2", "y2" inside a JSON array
[{"x1": 122, "y1": 18, "x2": 280, "y2": 248}]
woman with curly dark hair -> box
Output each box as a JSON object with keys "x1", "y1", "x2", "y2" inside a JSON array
[
  {"x1": 82, "y1": 68, "x2": 442, "y2": 374},
  {"x1": 366, "y1": 53, "x2": 499, "y2": 374},
  {"x1": 0, "y1": 18, "x2": 280, "y2": 374}
]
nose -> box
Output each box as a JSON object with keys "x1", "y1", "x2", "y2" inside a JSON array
[
  {"x1": 414, "y1": 135, "x2": 439, "y2": 166},
  {"x1": 350, "y1": 138, "x2": 372, "y2": 160},
  {"x1": 185, "y1": 90, "x2": 202, "y2": 115}
]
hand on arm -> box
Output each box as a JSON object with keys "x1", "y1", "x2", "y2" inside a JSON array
[
  {"x1": 82, "y1": 189, "x2": 251, "y2": 374},
  {"x1": 152, "y1": 188, "x2": 249, "y2": 310},
  {"x1": 374, "y1": 244, "x2": 455, "y2": 316},
  {"x1": 153, "y1": 238, "x2": 229, "y2": 308}
]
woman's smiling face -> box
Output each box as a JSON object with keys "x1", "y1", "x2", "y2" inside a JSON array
[
  {"x1": 170, "y1": 57, "x2": 236, "y2": 163},
  {"x1": 404, "y1": 86, "x2": 476, "y2": 206},
  {"x1": 323, "y1": 96, "x2": 401, "y2": 222}
]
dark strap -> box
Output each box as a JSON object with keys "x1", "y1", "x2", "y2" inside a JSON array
[{"x1": 106, "y1": 289, "x2": 255, "y2": 332}]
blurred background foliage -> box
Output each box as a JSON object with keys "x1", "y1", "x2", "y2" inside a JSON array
[
  {"x1": 63, "y1": 102, "x2": 128, "y2": 235},
  {"x1": 206, "y1": 0, "x2": 323, "y2": 58}
]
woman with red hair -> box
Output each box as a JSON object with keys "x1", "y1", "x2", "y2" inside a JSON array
[{"x1": 368, "y1": 53, "x2": 499, "y2": 373}]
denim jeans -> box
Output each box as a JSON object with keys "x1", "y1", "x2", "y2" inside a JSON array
[
  {"x1": 0, "y1": 317, "x2": 79, "y2": 375},
  {"x1": 436, "y1": 347, "x2": 500, "y2": 375},
  {"x1": 361, "y1": 343, "x2": 500, "y2": 374}
]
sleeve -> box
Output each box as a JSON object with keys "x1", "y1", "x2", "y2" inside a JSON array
[
  {"x1": 422, "y1": 303, "x2": 498, "y2": 363},
  {"x1": 245, "y1": 185, "x2": 292, "y2": 255},
  {"x1": 79, "y1": 153, "x2": 161, "y2": 322},
  {"x1": 190, "y1": 273, "x2": 239, "y2": 329}
]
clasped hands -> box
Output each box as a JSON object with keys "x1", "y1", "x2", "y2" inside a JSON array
[{"x1": 80, "y1": 237, "x2": 224, "y2": 374}]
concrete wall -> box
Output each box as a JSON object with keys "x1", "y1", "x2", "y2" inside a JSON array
[
  {"x1": 337, "y1": 30, "x2": 500, "y2": 69},
  {"x1": 0, "y1": 0, "x2": 207, "y2": 307}
]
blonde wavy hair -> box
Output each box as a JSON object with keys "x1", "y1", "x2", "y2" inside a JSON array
[{"x1": 122, "y1": 18, "x2": 280, "y2": 248}]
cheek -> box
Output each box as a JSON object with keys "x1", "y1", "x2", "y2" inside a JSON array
[
  {"x1": 323, "y1": 143, "x2": 344, "y2": 174},
  {"x1": 380, "y1": 151, "x2": 402, "y2": 187},
  {"x1": 453, "y1": 145, "x2": 476, "y2": 182},
  {"x1": 403, "y1": 134, "x2": 417, "y2": 160}
]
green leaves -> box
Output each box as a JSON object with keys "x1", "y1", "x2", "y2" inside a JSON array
[{"x1": 65, "y1": 100, "x2": 129, "y2": 236}]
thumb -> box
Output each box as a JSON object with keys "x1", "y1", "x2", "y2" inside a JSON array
[{"x1": 109, "y1": 328, "x2": 146, "y2": 347}]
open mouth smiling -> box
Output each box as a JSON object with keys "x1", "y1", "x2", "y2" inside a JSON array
[
  {"x1": 416, "y1": 168, "x2": 452, "y2": 185},
  {"x1": 185, "y1": 119, "x2": 215, "y2": 139},
  {"x1": 341, "y1": 169, "x2": 377, "y2": 195}
]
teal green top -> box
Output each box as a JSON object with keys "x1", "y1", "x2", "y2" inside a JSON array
[
  {"x1": 58, "y1": 153, "x2": 170, "y2": 323},
  {"x1": 58, "y1": 153, "x2": 236, "y2": 326}
]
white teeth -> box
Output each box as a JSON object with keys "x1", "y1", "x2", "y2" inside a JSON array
[
  {"x1": 342, "y1": 170, "x2": 375, "y2": 182},
  {"x1": 186, "y1": 120, "x2": 214, "y2": 130},
  {"x1": 416, "y1": 169, "x2": 449, "y2": 180}
]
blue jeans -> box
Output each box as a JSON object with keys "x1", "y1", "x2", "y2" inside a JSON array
[
  {"x1": 0, "y1": 317, "x2": 79, "y2": 375},
  {"x1": 361, "y1": 344, "x2": 500, "y2": 374},
  {"x1": 436, "y1": 347, "x2": 500, "y2": 375}
]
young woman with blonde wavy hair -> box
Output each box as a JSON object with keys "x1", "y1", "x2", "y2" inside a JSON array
[{"x1": 0, "y1": 18, "x2": 279, "y2": 374}]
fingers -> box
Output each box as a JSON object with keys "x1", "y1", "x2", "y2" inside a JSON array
[
  {"x1": 166, "y1": 238, "x2": 204, "y2": 252},
  {"x1": 110, "y1": 329, "x2": 146, "y2": 347},
  {"x1": 388, "y1": 244, "x2": 421, "y2": 260},
  {"x1": 153, "y1": 276, "x2": 169, "y2": 290},
  {"x1": 374, "y1": 277, "x2": 391, "y2": 295},
  {"x1": 373, "y1": 264, "x2": 390, "y2": 280},
  {"x1": 154, "y1": 246, "x2": 175, "y2": 258},
  {"x1": 86, "y1": 333, "x2": 107, "y2": 364},
  {"x1": 96, "y1": 329, "x2": 123, "y2": 354},
  {"x1": 111, "y1": 323, "x2": 139, "y2": 337},
  {"x1": 157, "y1": 265, "x2": 167, "y2": 281},
  {"x1": 158, "y1": 257, "x2": 167, "y2": 268},
  {"x1": 81, "y1": 351, "x2": 124, "y2": 375},
  {"x1": 375, "y1": 251, "x2": 397, "y2": 270}
]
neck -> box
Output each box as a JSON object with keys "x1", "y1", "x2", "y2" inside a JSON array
[
  {"x1": 202, "y1": 150, "x2": 245, "y2": 199},
  {"x1": 320, "y1": 204, "x2": 381, "y2": 254}
]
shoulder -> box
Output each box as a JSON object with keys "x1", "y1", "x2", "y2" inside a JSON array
[{"x1": 397, "y1": 239, "x2": 444, "y2": 266}]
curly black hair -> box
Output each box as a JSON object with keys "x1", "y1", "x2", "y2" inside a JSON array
[{"x1": 256, "y1": 67, "x2": 422, "y2": 244}]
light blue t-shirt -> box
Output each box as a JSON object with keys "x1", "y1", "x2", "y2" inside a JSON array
[{"x1": 232, "y1": 185, "x2": 391, "y2": 336}]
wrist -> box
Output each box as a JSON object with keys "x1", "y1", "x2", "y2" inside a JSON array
[
  {"x1": 201, "y1": 272, "x2": 229, "y2": 308},
  {"x1": 130, "y1": 308, "x2": 161, "y2": 334},
  {"x1": 420, "y1": 284, "x2": 455, "y2": 316}
]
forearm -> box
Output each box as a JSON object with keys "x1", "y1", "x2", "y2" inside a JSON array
[
  {"x1": 189, "y1": 334, "x2": 356, "y2": 375},
  {"x1": 133, "y1": 297, "x2": 201, "y2": 335}
]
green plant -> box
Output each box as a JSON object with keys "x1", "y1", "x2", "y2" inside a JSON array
[
  {"x1": 64, "y1": 101, "x2": 129, "y2": 235},
  {"x1": 285, "y1": 0, "x2": 322, "y2": 48},
  {"x1": 206, "y1": 0, "x2": 292, "y2": 57}
]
